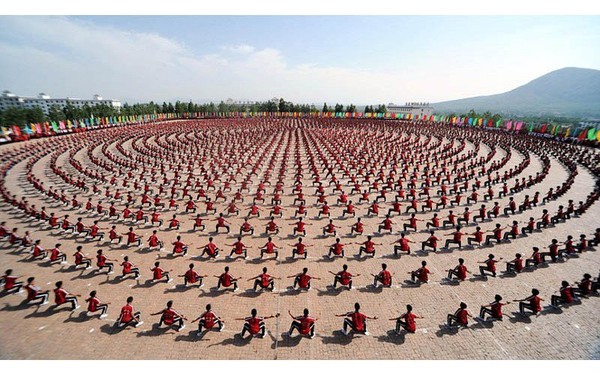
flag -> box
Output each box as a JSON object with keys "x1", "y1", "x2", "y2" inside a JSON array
[{"x1": 588, "y1": 128, "x2": 597, "y2": 141}]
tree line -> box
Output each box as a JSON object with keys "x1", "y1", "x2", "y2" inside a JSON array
[{"x1": 1, "y1": 98, "x2": 392, "y2": 127}]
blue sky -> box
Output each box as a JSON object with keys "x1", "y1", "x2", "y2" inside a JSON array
[{"x1": 1, "y1": 14, "x2": 599, "y2": 105}]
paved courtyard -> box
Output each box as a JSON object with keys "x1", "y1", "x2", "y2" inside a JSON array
[{"x1": 0, "y1": 119, "x2": 598, "y2": 360}]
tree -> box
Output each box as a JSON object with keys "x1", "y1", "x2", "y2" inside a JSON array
[
  {"x1": 48, "y1": 105, "x2": 66, "y2": 122},
  {"x1": 346, "y1": 104, "x2": 356, "y2": 113},
  {"x1": 26, "y1": 107, "x2": 45, "y2": 124},
  {"x1": 334, "y1": 103, "x2": 344, "y2": 112},
  {"x1": 322, "y1": 103, "x2": 329, "y2": 113},
  {"x1": 1, "y1": 107, "x2": 27, "y2": 126},
  {"x1": 375, "y1": 104, "x2": 387, "y2": 113}
]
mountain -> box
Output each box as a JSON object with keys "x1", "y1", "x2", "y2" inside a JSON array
[{"x1": 433, "y1": 67, "x2": 600, "y2": 118}]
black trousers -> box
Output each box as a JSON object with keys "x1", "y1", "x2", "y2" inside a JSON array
[
  {"x1": 199, "y1": 318, "x2": 222, "y2": 332},
  {"x1": 289, "y1": 321, "x2": 315, "y2": 336},
  {"x1": 343, "y1": 318, "x2": 366, "y2": 333},
  {"x1": 160, "y1": 316, "x2": 184, "y2": 329},
  {"x1": 29, "y1": 292, "x2": 49, "y2": 305},
  {"x1": 242, "y1": 322, "x2": 265, "y2": 337},
  {"x1": 59, "y1": 296, "x2": 78, "y2": 310}
]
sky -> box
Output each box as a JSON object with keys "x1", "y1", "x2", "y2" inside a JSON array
[{"x1": 1, "y1": 2, "x2": 599, "y2": 106}]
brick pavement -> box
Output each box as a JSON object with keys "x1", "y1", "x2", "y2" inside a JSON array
[{"x1": 0, "y1": 120, "x2": 599, "y2": 360}]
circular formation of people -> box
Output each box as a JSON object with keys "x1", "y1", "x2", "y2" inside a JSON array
[{"x1": 0, "y1": 117, "x2": 599, "y2": 359}]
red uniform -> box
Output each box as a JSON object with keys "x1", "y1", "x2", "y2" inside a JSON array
[
  {"x1": 378, "y1": 270, "x2": 392, "y2": 286},
  {"x1": 259, "y1": 273, "x2": 271, "y2": 288},
  {"x1": 185, "y1": 269, "x2": 200, "y2": 283},
  {"x1": 404, "y1": 312, "x2": 416, "y2": 333},
  {"x1": 456, "y1": 309, "x2": 469, "y2": 325},
  {"x1": 152, "y1": 267, "x2": 164, "y2": 279},
  {"x1": 205, "y1": 243, "x2": 217, "y2": 256},
  {"x1": 54, "y1": 288, "x2": 67, "y2": 305},
  {"x1": 149, "y1": 235, "x2": 160, "y2": 247},
  {"x1": 201, "y1": 311, "x2": 217, "y2": 329},
  {"x1": 331, "y1": 243, "x2": 344, "y2": 255},
  {"x1": 162, "y1": 308, "x2": 177, "y2": 325},
  {"x1": 416, "y1": 267, "x2": 430, "y2": 282},
  {"x1": 298, "y1": 316, "x2": 315, "y2": 335},
  {"x1": 490, "y1": 302, "x2": 503, "y2": 319},
  {"x1": 297, "y1": 274, "x2": 311, "y2": 288},
  {"x1": 97, "y1": 254, "x2": 107, "y2": 267},
  {"x1": 246, "y1": 317, "x2": 263, "y2": 335},
  {"x1": 172, "y1": 241, "x2": 185, "y2": 253},
  {"x1": 350, "y1": 312, "x2": 366, "y2": 331},
  {"x1": 120, "y1": 305, "x2": 134, "y2": 323},
  {"x1": 219, "y1": 273, "x2": 233, "y2": 287},
  {"x1": 87, "y1": 297, "x2": 100, "y2": 312},
  {"x1": 127, "y1": 232, "x2": 137, "y2": 244},
  {"x1": 337, "y1": 271, "x2": 352, "y2": 285}
]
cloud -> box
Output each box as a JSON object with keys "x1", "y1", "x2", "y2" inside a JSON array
[
  {"x1": 0, "y1": 16, "x2": 512, "y2": 105},
  {"x1": 221, "y1": 44, "x2": 256, "y2": 54}
]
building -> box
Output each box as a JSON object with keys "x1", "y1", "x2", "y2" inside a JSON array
[
  {"x1": 387, "y1": 102, "x2": 434, "y2": 118},
  {"x1": 0, "y1": 91, "x2": 122, "y2": 115}
]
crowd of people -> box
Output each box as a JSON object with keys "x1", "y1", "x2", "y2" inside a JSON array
[{"x1": 0, "y1": 117, "x2": 599, "y2": 343}]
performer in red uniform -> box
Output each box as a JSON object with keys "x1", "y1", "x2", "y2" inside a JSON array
[
  {"x1": 122, "y1": 227, "x2": 142, "y2": 247},
  {"x1": 24, "y1": 277, "x2": 49, "y2": 305},
  {"x1": 150, "y1": 261, "x2": 172, "y2": 283},
  {"x1": 171, "y1": 235, "x2": 188, "y2": 257},
  {"x1": 85, "y1": 290, "x2": 109, "y2": 318},
  {"x1": 151, "y1": 300, "x2": 187, "y2": 332},
  {"x1": 371, "y1": 263, "x2": 393, "y2": 287},
  {"x1": 410, "y1": 261, "x2": 432, "y2": 284},
  {"x1": 288, "y1": 267, "x2": 320, "y2": 290},
  {"x1": 260, "y1": 237, "x2": 280, "y2": 260},
  {"x1": 237, "y1": 308, "x2": 279, "y2": 339},
  {"x1": 288, "y1": 308, "x2": 317, "y2": 338},
  {"x1": 513, "y1": 288, "x2": 543, "y2": 315},
  {"x1": 421, "y1": 231, "x2": 439, "y2": 252},
  {"x1": 120, "y1": 256, "x2": 140, "y2": 279},
  {"x1": 478, "y1": 294, "x2": 509, "y2": 321},
  {"x1": 356, "y1": 235, "x2": 381, "y2": 258},
  {"x1": 215, "y1": 266, "x2": 238, "y2": 291},
  {"x1": 249, "y1": 267, "x2": 279, "y2": 292},
  {"x1": 73, "y1": 245, "x2": 92, "y2": 270},
  {"x1": 478, "y1": 254, "x2": 502, "y2": 279},
  {"x1": 330, "y1": 264, "x2": 359, "y2": 290},
  {"x1": 336, "y1": 302, "x2": 377, "y2": 335},
  {"x1": 291, "y1": 237, "x2": 312, "y2": 259},
  {"x1": 550, "y1": 281, "x2": 576, "y2": 308},
  {"x1": 53, "y1": 281, "x2": 80, "y2": 311},
  {"x1": 191, "y1": 304, "x2": 224, "y2": 336},
  {"x1": 505, "y1": 253, "x2": 524, "y2": 274},
  {"x1": 443, "y1": 226, "x2": 465, "y2": 250},
  {"x1": 446, "y1": 302, "x2": 472, "y2": 327},
  {"x1": 199, "y1": 237, "x2": 220, "y2": 258},
  {"x1": 116, "y1": 296, "x2": 143, "y2": 328},
  {"x1": 390, "y1": 304, "x2": 422, "y2": 334},
  {"x1": 446, "y1": 258, "x2": 469, "y2": 282},
  {"x1": 227, "y1": 236, "x2": 250, "y2": 260},
  {"x1": 1, "y1": 269, "x2": 23, "y2": 294}
]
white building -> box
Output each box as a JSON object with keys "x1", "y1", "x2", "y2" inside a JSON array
[
  {"x1": 387, "y1": 102, "x2": 434, "y2": 117},
  {"x1": 0, "y1": 91, "x2": 122, "y2": 115}
]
